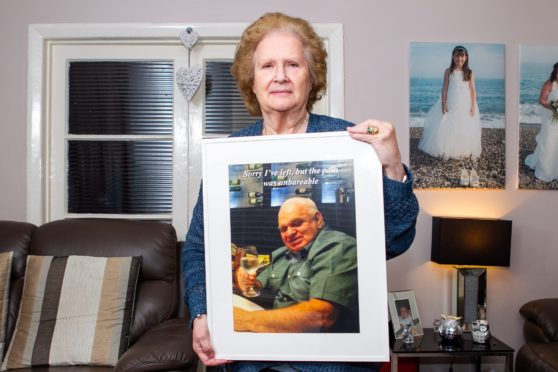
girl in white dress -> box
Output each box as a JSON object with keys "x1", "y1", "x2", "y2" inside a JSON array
[
  {"x1": 418, "y1": 46, "x2": 482, "y2": 162},
  {"x1": 525, "y1": 63, "x2": 558, "y2": 182}
]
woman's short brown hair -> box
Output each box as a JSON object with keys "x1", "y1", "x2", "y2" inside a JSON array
[{"x1": 231, "y1": 12, "x2": 328, "y2": 116}]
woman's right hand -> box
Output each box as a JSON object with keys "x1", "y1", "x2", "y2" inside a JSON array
[
  {"x1": 442, "y1": 103, "x2": 448, "y2": 113},
  {"x1": 192, "y1": 315, "x2": 230, "y2": 366}
]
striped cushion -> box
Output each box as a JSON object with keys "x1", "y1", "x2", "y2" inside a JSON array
[
  {"x1": 0, "y1": 252, "x2": 13, "y2": 362},
  {"x1": 1, "y1": 255, "x2": 140, "y2": 369}
]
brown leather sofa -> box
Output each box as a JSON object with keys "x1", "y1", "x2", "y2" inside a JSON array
[
  {"x1": 516, "y1": 298, "x2": 558, "y2": 372},
  {"x1": 0, "y1": 219, "x2": 197, "y2": 371}
]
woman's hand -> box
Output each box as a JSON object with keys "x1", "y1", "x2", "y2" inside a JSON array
[
  {"x1": 442, "y1": 103, "x2": 448, "y2": 113},
  {"x1": 470, "y1": 106, "x2": 475, "y2": 116},
  {"x1": 347, "y1": 120, "x2": 406, "y2": 182},
  {"x1": 192, "y1": 315, "x2": 230, "y2": 366}
]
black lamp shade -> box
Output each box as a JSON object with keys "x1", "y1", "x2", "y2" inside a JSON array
[{"x1": 431, "y1": 217, "x2": 512, "y2": 267}]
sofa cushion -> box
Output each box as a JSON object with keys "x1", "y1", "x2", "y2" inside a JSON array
[
  {"x1": 115, "y1": 318, "x2": 197, "y2": 372},
  {"x1": 29, "y1": 218, "x2": 178, "y2": 343},
  {"x1": 0, "y1": 252, "x2": 13, "y2": 361},
  {"x1": 2, "y1": 255, "x2": 140, "y2": 369}
]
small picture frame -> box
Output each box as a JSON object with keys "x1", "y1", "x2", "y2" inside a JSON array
[{"x1": 388, "y1": 290, "x2": 423, "y2": 339}]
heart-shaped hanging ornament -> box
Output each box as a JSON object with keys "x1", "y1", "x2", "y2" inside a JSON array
[
  {"x1": 180, "y1": 27, "x2": 199, "y2": 50},
  {"x1": 176, "y1": 65, "x2": 203, "y2": 102}
]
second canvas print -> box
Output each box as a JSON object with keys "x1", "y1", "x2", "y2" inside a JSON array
[
  {"x1": 409, "y1": 42, "x2": 506, "y2": 189},
  {"x1": 519, "y1": 45, "x2": 558, "y2": 189}
]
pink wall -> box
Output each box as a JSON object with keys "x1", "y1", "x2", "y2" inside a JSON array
[{"x1": 1, "y1": 0, "x2": 557, "y2": 369}]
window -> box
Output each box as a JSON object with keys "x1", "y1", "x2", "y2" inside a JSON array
[
  {"x1": 67, "y1": 61, "x2": 174, "y2": 214},
  {"x1": 28, "y1": 24, "x2": 344, "y2": 238}
]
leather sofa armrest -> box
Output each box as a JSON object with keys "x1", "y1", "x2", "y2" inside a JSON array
[
  {"x1": 524, "y1": 319, "x2": 550, "y2": 343},
  {"x1": 516, "y1": 342, "x2": 558, "y2": 372},
  {"x1": 520, "y1": 298, "x2": 558, "y2": 342},
  {"x1": 115, "y1": 318, "x2": 198, "y2": 372}
]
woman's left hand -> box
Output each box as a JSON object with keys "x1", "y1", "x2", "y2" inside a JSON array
[{"x1": 347, "y1": 120, "x2": 406, "y2": 182}]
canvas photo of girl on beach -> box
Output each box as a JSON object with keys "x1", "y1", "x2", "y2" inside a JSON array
[
  {"x1": 409, "y1": 42, "x2": 506, "y2": 189},
  {"x1": 519, "y1": 45, "x2": 558, "y2": 189}
]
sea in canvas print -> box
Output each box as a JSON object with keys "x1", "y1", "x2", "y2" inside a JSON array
[{"x1": 410, "y1": 77, "x2": 505, "y2": 129}]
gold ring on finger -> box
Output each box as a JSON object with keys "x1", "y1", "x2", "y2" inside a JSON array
[{"x1": 367, "y1": 126, "x2": 380, "y2": 135}]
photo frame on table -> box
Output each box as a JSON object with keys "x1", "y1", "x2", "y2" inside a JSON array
[
  {"x1": 388, "y1": 290, "x2": 423, "y2": 339},
  {"x1": 202, "y1": 132, "x2": 389, "y2": 362}
]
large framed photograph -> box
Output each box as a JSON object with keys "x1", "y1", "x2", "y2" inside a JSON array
[
  {"x1": 388, "y1": 290, "x2": 423, "y2": 339},
  {"x1": 202, "y1": 132, "x2": 389, "y2": 362}
]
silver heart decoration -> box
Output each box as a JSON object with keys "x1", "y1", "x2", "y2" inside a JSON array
[
  {"x1": 176, "y1": 65, "x2": 203, "y2": 102},
  {"x1": 179, "y1": 27, "x2": 199, "y2": 50}
]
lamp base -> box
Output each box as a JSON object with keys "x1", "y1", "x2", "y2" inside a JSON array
[
  {"x1": 462, "y1": 322, "x2": 473, "y2": 333},
  {"x1": 455, "y1": 267, "x2": 487, "y2": 331}
]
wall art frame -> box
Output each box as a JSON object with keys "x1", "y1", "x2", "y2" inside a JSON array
[
  {"x1": 518, "y1": 44, "x2": 558, "y2": 189},
  {"x1": 409, "y1": 42, "x2": 506, "y2": 189}
]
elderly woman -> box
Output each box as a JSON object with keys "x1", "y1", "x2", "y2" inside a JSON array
[{"x1": 184, "y1": 12, "x2": 419, "y2": 372}]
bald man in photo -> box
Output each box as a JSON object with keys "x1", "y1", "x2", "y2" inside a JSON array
[{"x1": 235, "y1": 197, "x2": 359, "y2": 333}]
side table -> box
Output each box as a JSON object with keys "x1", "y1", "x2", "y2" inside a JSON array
[{"x1": 390, "y1": 328, "x2": 514, "y2": 372}]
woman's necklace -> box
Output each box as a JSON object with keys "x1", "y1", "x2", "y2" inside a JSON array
[{"x1": 262, "y1": 112, "x2": 309, "y2": 136}]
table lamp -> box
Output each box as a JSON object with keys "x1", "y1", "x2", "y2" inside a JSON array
[{"x1": 430, "y1": 216, "x2": 512, "y2": 331}]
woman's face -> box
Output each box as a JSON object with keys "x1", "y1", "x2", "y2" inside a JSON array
[
  {"x1": 252, "y1": 31, "x2": 312, "y2": 116},
  {"x1": 453, "y1": 52, "x2": 467, "y2": 68}
]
